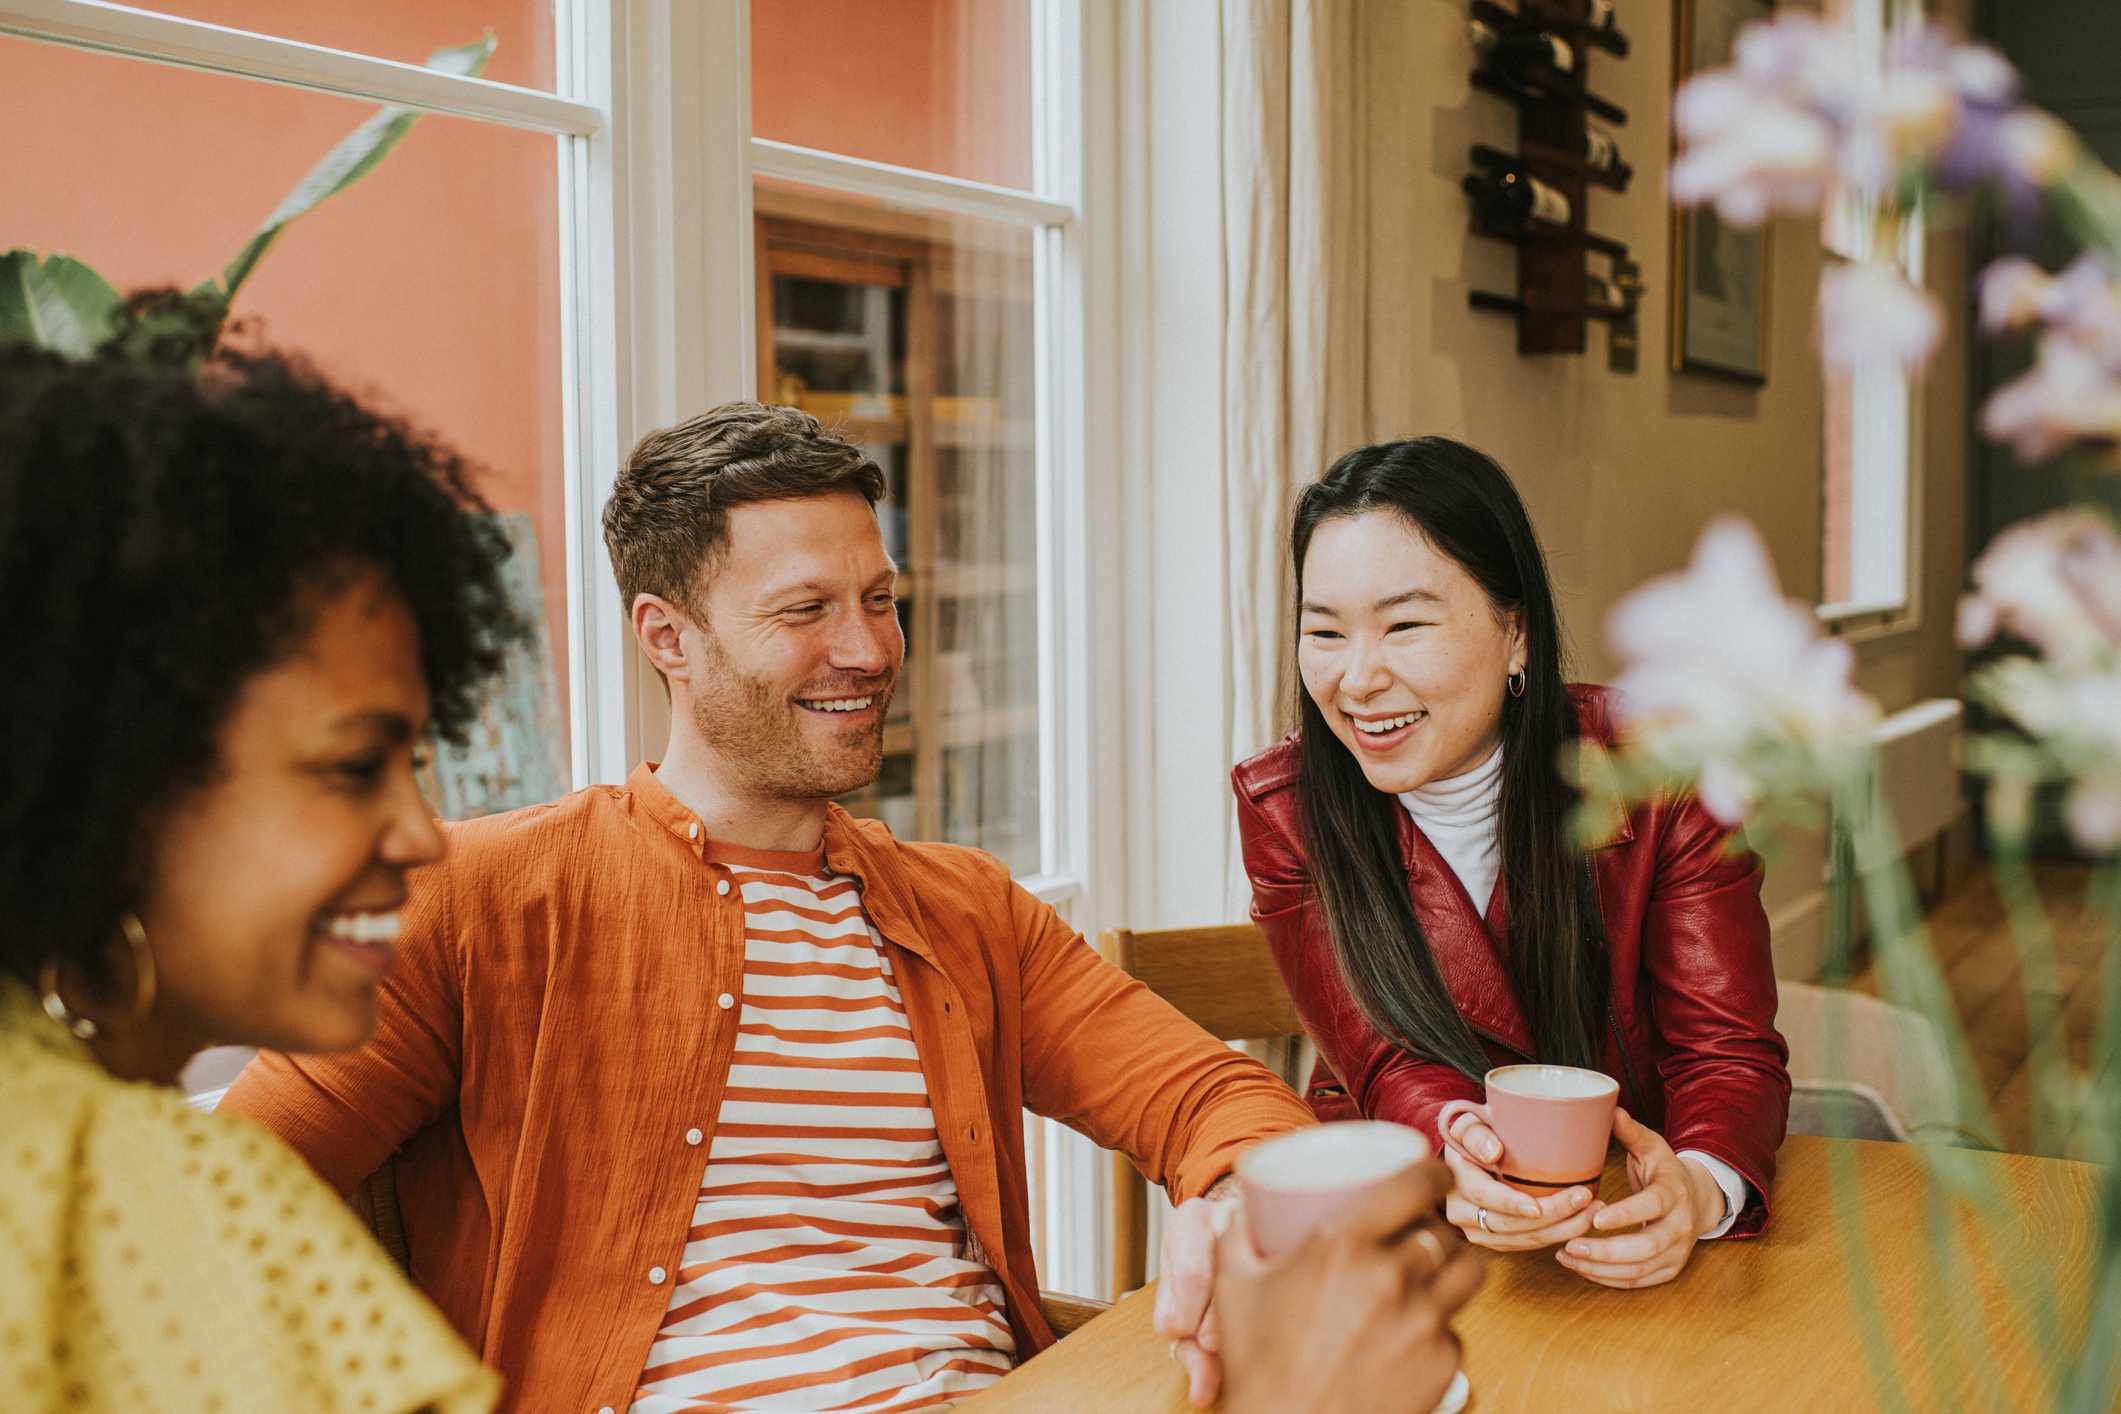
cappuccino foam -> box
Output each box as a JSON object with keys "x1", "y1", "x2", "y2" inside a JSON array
[
  {"x1": 1487, "y1": 1065, "x2": 1617, "y2": 1100},
  {"x1": 1238, "y1": 1121, "x2": 1429, "y2": 1190}
]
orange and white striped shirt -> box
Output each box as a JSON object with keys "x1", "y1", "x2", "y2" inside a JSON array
[{"x1": 629, "y1": 843, "x2": 1016, "y2": 1414}]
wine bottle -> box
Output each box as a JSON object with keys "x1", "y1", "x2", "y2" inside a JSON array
[
  {"x1": 1462, "y1": 164, "x2": 1573, "y2": 235},
  {"x1": 1467, "y1": 18, "x2": 1576, "y2": 89},
  {"x1": 1584, "y1": 125, "x2": 1632, "y2": 186},
  {"x1": 1585, "y1": 271, "x2": 1626, "y2": 316}
]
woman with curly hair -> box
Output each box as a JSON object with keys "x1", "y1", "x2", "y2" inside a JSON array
[{"x1": 0, "y1": 338, "x2": 524, "y2": 1411}]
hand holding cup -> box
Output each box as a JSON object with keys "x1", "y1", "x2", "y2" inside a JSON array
[
  {"x1": 1213, "y1": 1138, "x2": 1482, "y2": 1414},
  {"x1": 1435, "y1": 1065, "x2": 1618, "y2": 1253}
]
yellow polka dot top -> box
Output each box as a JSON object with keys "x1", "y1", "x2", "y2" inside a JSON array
[{"x1": 0, "y1": 980, "x2": 499, "y2": 1414}]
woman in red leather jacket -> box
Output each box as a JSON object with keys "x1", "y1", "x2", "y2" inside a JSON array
[{"x1": 1234, "y1": 437, "x2": 1789, "y2": 1289}]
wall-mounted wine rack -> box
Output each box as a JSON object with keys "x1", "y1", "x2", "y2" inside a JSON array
[{"x1": 1463, "y1": 0, "x2": 1644, "y2": 365}]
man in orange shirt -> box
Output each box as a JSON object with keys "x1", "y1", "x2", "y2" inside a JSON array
[{"x1": 225, "y1": 403, "x2": 1477, "y2": 1413}]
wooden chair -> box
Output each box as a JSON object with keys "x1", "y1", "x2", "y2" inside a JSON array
[
  {"x1": 1098, "y1": 924, "x2": 1306, "y2": 1298},
  {"x1": 348, "y1": 1154, "x2": 1111, "y2": 1338}
]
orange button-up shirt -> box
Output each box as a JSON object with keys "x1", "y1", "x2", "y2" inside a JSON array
[{"x1": 223, "y1": 764, "x2": 1312, "y2": 1411}]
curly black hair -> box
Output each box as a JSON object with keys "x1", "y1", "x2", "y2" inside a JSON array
[{"x1": 0, "y1": 340, "x2": 527, "y2": 989}]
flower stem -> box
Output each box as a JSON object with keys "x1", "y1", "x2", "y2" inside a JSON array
[
  {"x1": 2052, "y1": 147, "x2": 2121, "y2": 273},
  {"x1": 1987, "y1": 818, "x2": 2068, "y2": 1157},
  {"x1": 1838, "y1": 772, "x2": 2000, "y2": 1153},
  {"x1": 2088, "y1": 861, "x2": 2121, "y2": 1166}
]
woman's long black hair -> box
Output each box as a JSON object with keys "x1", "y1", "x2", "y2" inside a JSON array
[{"x1": 1291, "y1": 437, "x2": 1607, "y2": 1079}]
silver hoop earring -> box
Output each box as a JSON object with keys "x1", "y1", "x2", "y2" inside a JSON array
[
  {"x1": 1507, "y1": 670, "x2": 1527, "y2": 699},
  {"x1": 39, "y1": 911, "x2": 157, "y2": 1040}
]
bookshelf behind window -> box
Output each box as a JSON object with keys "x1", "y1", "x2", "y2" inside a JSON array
[{"x1": 755, "y1": 193, "x2": 1040, "y2": 871}]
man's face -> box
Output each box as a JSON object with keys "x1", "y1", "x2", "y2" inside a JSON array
[{"x1": 684, "y1": 492, "x2": 903, "y2": 801}]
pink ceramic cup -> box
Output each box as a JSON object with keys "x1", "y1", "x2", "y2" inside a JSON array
[
  {"x1": 1436, "y1": 1064, "x2": 1617, "y2": 1197},
  {"x1": 1233, "y1": 1121, "x2": 1432, "y2": 1259}
]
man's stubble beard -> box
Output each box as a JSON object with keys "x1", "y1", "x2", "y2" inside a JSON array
[{"x1": 689, "y1": 626, "x2": 895, "y2": 802}]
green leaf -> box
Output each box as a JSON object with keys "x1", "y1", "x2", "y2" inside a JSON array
[
  {"x1": 0, "y1": 250, "x2": 125, "y2": 358},
  {"x1": 217, "y1": 34, "x2": 496, "y2": 301}
]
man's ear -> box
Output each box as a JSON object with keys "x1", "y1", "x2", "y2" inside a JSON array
[{"x1": 632, "y1": 593, "x2": 693, "y2": 683}]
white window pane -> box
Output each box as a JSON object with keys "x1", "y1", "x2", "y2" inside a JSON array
[
  {"x1": 751, "y1": 0, "x2": 1034, "y2": 190},
  {"x1": 757, "y1": 182, "x2": 1041, "y2": 873},
  {"x1": 121, "y1": 0, "x2": 557, "y2": 90},
  {"x1": 5, "y1": 35, "x2": 571, "y2": 817}
]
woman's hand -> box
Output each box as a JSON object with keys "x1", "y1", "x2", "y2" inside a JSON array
[
  {"x1": 1438, "y1": 1106, "x2": 1601, "y2": 1252},
  {"x1": 1212, "y1": 1157, "x2": 1482, "y2": 1414},
  {"x1": 1555, "y1": 1106, "x2": 1724, "y2": 1289},
  {"x1": 1153, "y1": 1179, "x2": 1242, "y2": 1407}
]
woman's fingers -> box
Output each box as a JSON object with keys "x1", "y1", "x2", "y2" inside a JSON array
[
  {"x1": 1446, "y1": 1111, "x2": 1506, "y2": 1167},
  {"x1": 1588, "y1": 1179, "x2": 1673, "y2": 1231},
  {"x1": 1559, "y1": 1252, "x2": 1685, "y2": 1288},
  {"x1": 1172, "y1": 1335, "x2": 1223, "y2": 1407},
  {"x1": 1567, "y1": 1206, "x2": 1689, "y2": 1265},
  {"x1": 1444, "y1": 1192, "x2": 1600, "y2": 1250},
  {"x1": 1153, "y1": 1197, "x2": 1222, "y2": 1339},
  {"x1": 1610, "y1": 1106, "x2": 1663, "y2": 1160},
  {"x1": 1439, "y1": 1143, "x2": 1543, "y2": 1220}
]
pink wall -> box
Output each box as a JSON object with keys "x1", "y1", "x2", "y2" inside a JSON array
[
  {"x1": 752, "y1": 0, "x2": 1032, "y2": 191},
  {"x1": 1, "y1": 5, "x2": 568, "y2": 723}
]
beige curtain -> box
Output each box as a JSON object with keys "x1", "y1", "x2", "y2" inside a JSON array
[{"x1": 1218, "y1": 0, "x2": 1371, "y2": 916}]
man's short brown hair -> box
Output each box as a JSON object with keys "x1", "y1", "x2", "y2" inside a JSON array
[{"x1": 603, "y1": 401, "x2": 887, "y2": 612}]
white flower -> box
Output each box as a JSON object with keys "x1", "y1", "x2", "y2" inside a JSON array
[
  {"x1": 1992, "y1": 109, "x2": 2079, "y2": 189},
  {"x1": 1971, "y1": 659, "x2": 2121, "y2": 854},
  {"x1": 1819, "y1": 262, "x2": 1944, "y2": 370},
  {"x1": 1981, "y1": 336, "x2": 2121, "y2": 465},
  {"x1": 1977, "y1": 256, "x2": 2053, "y2": 334},
  {"x1": 1958, "y1": 508, "x2": 2121, "y2": 669},
  {"x1": 1606, "y1": 518, "x2": 1880, "y2": 824},
  {"x1": 2068, "y1": 778, "x2": 2121, "y2": 852},
  {"x1": 1670, "y1": 81, "x2": 1837, "y2": 227},
  {"x1": 1670, "y1": 17, "x2": 2035, "y2": 221}
]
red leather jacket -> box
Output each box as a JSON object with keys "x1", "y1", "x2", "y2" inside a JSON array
[{"x1": 1233, "y1": 685, "x2": 1789, "y2": 1236}]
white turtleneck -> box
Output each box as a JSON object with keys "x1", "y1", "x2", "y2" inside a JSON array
[
  {"x1": 1397, "y1": 744, "x2": 1505, "y2": 917},
  {"x1": 1396, "y1": 742, "x2": 1750, "y2": 1240}
]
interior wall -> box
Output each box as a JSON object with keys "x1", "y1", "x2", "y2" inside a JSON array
[
  {"x1": 1358, "y1": 1, "x2": 1973, "y2": 973},
  {"x1": 1, "y1": 6, "x2": 569, "y2": 732}
]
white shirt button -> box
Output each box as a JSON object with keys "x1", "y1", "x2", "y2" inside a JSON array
[
  {"x1": 717, "y1": 992, "x2": 735, "y2": 1010},
  {"x1": 687, "y1": 822, "x2": 699, "y2": 840},
  {"x1": 648, "y1": 1266, "x2": 667, "y2": 1285},
  {"x1": 685, "y1": 1127, "x2": 703, "y2": 1145},
  {"x1": 716, "y1": 878, "x2": 731, "y2": 895}
]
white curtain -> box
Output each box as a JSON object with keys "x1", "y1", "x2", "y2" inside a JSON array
[
  {"x1": 1217, "y1": 0, "x2": 1372, "y2": 917},
  {"x1": 1097, "y1": 0, "x2": 1370, "y2": 1287},
  {"x1": 1112, "y1": 0, "x2": 1369, "y2": 931}
]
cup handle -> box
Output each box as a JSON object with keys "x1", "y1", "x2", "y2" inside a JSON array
[{"x1": 1434, "y1": 1098, "x2": 1496, "y2": 1171}]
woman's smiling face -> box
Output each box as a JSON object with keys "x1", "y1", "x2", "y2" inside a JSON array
[
  {"x1": 135, "y1": 572, "x2": 445, "y2": 1061},
  {"x1": 1297, "y1": 510, "x2": 1526, "y2": 794}
]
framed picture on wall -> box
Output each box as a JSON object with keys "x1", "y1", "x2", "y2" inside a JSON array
[{"x1": 1670, "y1": 0, "x2": 1774, "y2": 382}]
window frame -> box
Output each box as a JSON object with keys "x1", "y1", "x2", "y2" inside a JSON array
[
  {"x1": 1816, "y1": 0, "x2": 1925, "y2": 640},
  {"x1": 10, "y1": 0, "x2": 1115, "y2": 1297}
]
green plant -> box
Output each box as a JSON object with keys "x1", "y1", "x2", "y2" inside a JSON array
[{"x1": 0, "y1": 35, "x2": 494, "y2": 363}]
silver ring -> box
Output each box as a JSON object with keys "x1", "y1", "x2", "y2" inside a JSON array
[{"x1": 1476, "y1": 1206, "x2": 1491, "y2": 1234}]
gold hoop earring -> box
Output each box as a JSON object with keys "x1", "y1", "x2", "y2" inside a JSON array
[
  {"x1": 1507, "y1": 669, "x2": 1528, "y2": 699},
  {"x1": 38, "y1": 911, "x2": 157, "y2": 1040}
]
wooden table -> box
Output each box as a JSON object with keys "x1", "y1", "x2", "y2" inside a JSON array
[{"x1": 963, "y1": 1135, "x2": 2109, "y2": 1412}]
